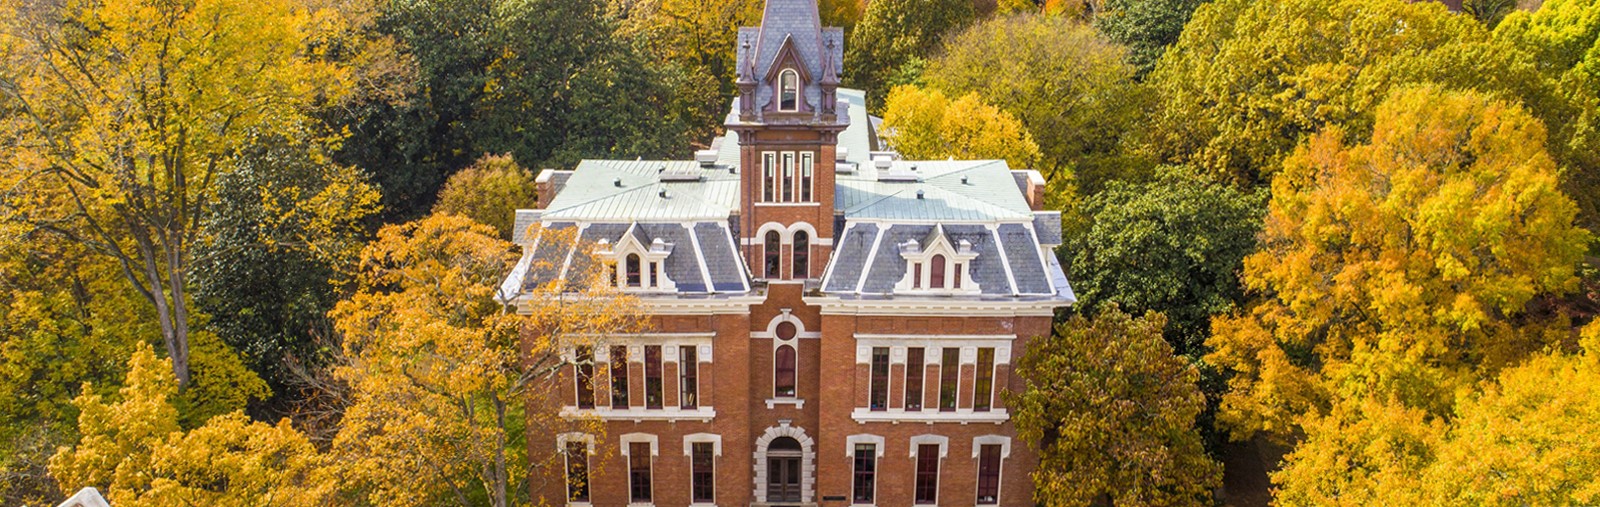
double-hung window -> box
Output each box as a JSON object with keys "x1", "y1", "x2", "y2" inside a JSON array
[
  {"x1": 975, "y1": 347, "x2": 995, "y2": 412},
  {"x1": 610, "y1": 346, "x2": 630, "y2": 409},
  {"x1": 629, "y1": 442, "x2": 652, "y2": 502},
  {"x1": 574, "y1": 346, "x2": 595, "y2": 409},
  {"x1": 644, "y1": 346, "x2": 663, "y2": 409},
  {"x1": 904, "y1": 347, "x2": 925, "y2": 411},
  {"x1": 680, "y1": 346, "x2": 699, "y2": 409},
  {"x1": 852, "y1": 444, "x2": 877, "y2": 504},
  {"x1": 565, "y1": 442, "x2": 589, "y2": 503},
  {"x1": 691, "y1": 442, "x2": 715, "y2": 503},
  {"x1": 868, "y1": 347, "x2": 889, "y2": 411},
  {"x1": 914, "y1": 444, "x2": 940, "y2": 504},
  {"x1": 939, "y1": 348, "x2": 959, "y2": 411},
  {"x1": 976, "y1": 444, "x2": 1003, "y2": 504}
]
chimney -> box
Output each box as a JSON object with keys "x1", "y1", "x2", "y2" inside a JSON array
[{"x1": 1012, "y1": 169, "x2": 1047, "y2": 211}]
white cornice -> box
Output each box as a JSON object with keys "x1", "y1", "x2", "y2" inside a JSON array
[{"x1": 802, "y1": 296, "x2": 1066, "y2": 316}]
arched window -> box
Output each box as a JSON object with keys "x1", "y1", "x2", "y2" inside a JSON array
[
  {"x1": 930, "y1": 254, "x2": 946, "y2": 289},
  {"x1": 779, "y1": 69, "x2": 799, "y2": 111},
  {"x1": 792, "y1": 231, "x2": 809, "y2": 279},
  {"x1": 765, "y1": 231, "x2": 782, "y2": 279},
  {"x1": 626, "y1": 254, "x2": 642, "y2": 287},
  {"x1": 774, "y1": 345, "x2": 797, "y2": 397}
]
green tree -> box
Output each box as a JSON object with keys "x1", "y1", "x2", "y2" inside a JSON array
[
  {"x1": 48, "y1": 344, "x2": 326, "y2": 507},
  {"x1": 1094, "y1": 0, "x2": 1211, "y2": 78},
  {"x1": 325, "y1": 215, "x2": 642, "y2": 507},
  {"x1": 433, "y1": 154, "x2": 537, "y2": 240},
  {"x1": 1012, "y1": 307, "x2": 1221, "y2": 507},
  {"x1": 844, "y1": 0, "x2": 975, "y2": 109},
  {"x1": 879, "y1": 86, "x2": 1043, "y2": 169},
  {"x1": 1143, "y1": 0, "x2": 1544, "y2": 186},
  {"x1": 925, "y1": 14, "x2": 1145, "y2": 196},
  {"x1": 1205, "y1": 86, "x2": 1590, "y2": 441},
  {"x1": 1067, "y1": 167, "x2": 1263, "y2": 354},
  {"x1": 0, "y1": 0, "x2": 350, "y2": 387},
  {"x1": 190, "y1": 139, "x2": 380, "y2": 403}
]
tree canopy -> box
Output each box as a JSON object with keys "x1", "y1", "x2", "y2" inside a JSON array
[
  {"x1": 844, "y1": 0, "x2": 975, "y2": 109},
  {"x1": 879, "y1": 86, "x2": 1043, "y2": 170}
]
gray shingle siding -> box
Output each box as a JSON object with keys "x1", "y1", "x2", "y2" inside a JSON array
[
  {"x1": 638, "y1": 224, "x2": 707, "y2": 293},
  {"x1": 1032, "y1": 212, "x2": 1062, "y2": 245},
  {"x1": 695, "y1": 222, "x2": 747, "y2": 292},
  {"x1": 512, "y1": 210, "x2": 541, "y2": 245},
  {"x1": 580, "y1": 223, "x2": 629, "y2": 244},
  {"x1": 824, "y1": 223, "x2": 877, "y2": 292},
  {"x1": 943, "y1": 224, "x2": 1012, "y2": 295},
  {"x1": 523, "y1": 222, "x2": 576, "y2": 290},
  {"x1": 860, "y1": 225, "x2": 931, "y2": 293},
  {"x1": 998, "y1": 224, "x2": 1050, "y2": 294}
]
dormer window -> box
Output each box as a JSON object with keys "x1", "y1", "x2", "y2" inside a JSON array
[
  {"x1": 595, "y1": 230, "x2": 674, "y2": 292},
  {"x1": 896, "y1": 227, "x2": 981, "y2": 294},
  {"x1": 779, "y1": 69, "x2": 799, "y2": 111}
]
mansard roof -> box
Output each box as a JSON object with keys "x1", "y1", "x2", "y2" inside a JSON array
[{"x1": 736, "y1": 0, "x2": 843, "y2": 119}]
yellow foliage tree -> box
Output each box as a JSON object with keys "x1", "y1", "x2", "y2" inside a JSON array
[
  {"x1": 0, "y1": 0, "x2": 350, "y2": 387},
  {"x1": 326, "y1": 214, "x2": 641, "y2": 507},
  {"x1": 433, "y1": 154, "x2": 536, "y2": 240},
  {"x1": 48, "y1": 344, "x2": 326, "y2": 506},
  {"x1": 880, "y1": 86, "x2": 1043, "y2": 170},
  {"x1": 1206, "y1": 85, "x2": 1592, "y2": 441}
]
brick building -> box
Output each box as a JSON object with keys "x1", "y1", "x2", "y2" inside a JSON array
[{"x1": 501, "y1": 1, "x2": 1075, "y2": 505}]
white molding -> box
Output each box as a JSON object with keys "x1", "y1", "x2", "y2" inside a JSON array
[
  {"x1": 561, "y1": 406, "x2": 717, "y2": 423},
  {"x1": 851, "y1": 408, "x2": 1009, "y2": 425},
  {"x1": 620, "y1": 433, "x2": 660, "y2": 456},
  {"x1": 803, "y1": 296, "x2": 1064, "y2": 316},
  {"x1": 556, "y1": 432, "x2": 596, "y2": 453},
  {"x1": 972, "y1": 435, "x2": 1012, "y2": 459},
  {"x1": 752, "y1": 424, "x2": 817, "y2": 504},
  {"x1": 909, "y1": 434, "x2": 950, "y2": 458},
  {"x1": 845, "y1": 434, "x2": 886, "y2": 458},
  {"x1": 753, "y1": 202, "x2": 823, "y2": 207},
  {"x1": 765, "y1": 398, "x2": 806, "y2": 409},
  {"x1": 683, "y1": 433, "x2": 724, "y2": 457}
]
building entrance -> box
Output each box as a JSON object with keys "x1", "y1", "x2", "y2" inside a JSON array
[{"x1": 766, "y1": 436, "x2": 803, "y2": 503}]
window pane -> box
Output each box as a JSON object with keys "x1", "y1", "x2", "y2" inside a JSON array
[
  {"x1": 869, "y1": 347, "x2": 889, "y2": 411},
  {"x1": 575, "y1": 346, "x2": 594, "y2": 409},
  {"x1": 645, "y1": 345, "x2": 663, "y2": 409},
  {"x1": 692, "y1": 442, "x2": 715, "y2": 503},
  {"x1": 566, "y1": 442, "x2": 589, "y2": 502},
  {"x1": 954, "y1": 263, "x2": 963, "y2": 288},
  {"x1": 781, "y1": 152, "x2": 794, "y2": 202},
  {"x1": 775, "y1": 345, "x2": 797, "y2": 398},
  {"x1": 913, "y1": 262, "x2": 922, "y2": 289},
  {"x1": 852, "y1": 444, "x2": 876, "y2": 503},
  {"x1": 765, "y1": 231, "x2": 781, "y2": 279},
  {"x1": 611, "y1": 346, "x2": 629, "y2": 409},
  {"x1": 763, "y1": 153, "x2": 776, "y2": 202},
  {"x1": 780, "y1": 70, "x2": 798, "y2": 111},
  {"x1": 977, "y1": 444, "x2": 1002, "y2": 504},
  {"x1": 975, "y1": 347, "x2": 995, "y2": 412},
  {"x1": 626, "y1": 254, "x2": 641, "y2": 287},
  {"x1": 801, "y1": 152, "x2": 814, "y2": 201},
  {"x1": 680, "y1": 346, "x2": 698, "y2": 409},
  {"x1": 915, "y1": 444, "x2": 940, "y2": 504},
  {"x1": 792, "y1": 231, "x2": 809, "y2": 279},
  {"x1": 930, "y1": 254, "x2": 946, "y2": 289},
  {"x1": 629, "y1": 442, "x2": 652, "y2": 502},
  {"x1": 904, "y1": 348, "x2": 924, "y2": 411},
  {"x1": 940, "y1": 348, "x2": 959, "y2": 411}
]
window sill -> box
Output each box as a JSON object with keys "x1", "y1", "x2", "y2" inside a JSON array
[
  {"x1": 765, "y1": 398, "x2": 805, "y2": 409},
  {"x1": 560, "y1": 406, "x2": 716, "y2": 422},
  {"x1": 850, "y1": 408, "x2": 1008, "y2": 424},
  {"x1": 753, "y1": 202, "x2": 822, "y2": 207}
]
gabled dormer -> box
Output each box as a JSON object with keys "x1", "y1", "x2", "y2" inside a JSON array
[
  {"x1": 763, "y1": 35, "x2": 813, "y2": 113},
  {"x1": 594, "y1": 224, "x2": 675, "y2": 292},
  {"x1": 895, "y1": 225, "x2": 981, "y2": 294}
]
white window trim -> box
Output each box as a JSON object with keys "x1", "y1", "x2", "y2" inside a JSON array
[
  {"x1": 800, "y1": 151, "x2": 815, "y2": 202},
  {"x1": 557, "y1": 433, "x2": 595, "y2": 507},
  {"x1": 847, "y1": 434, "x2": 884, "y2": 507},
  {"x1": 594, "y1": 229, "x2": 674, "y2": 292},
  {"x1": 910, "y1": 435, "x2": 948, "y2": 505},
  {"x1": 778, "y1": 68, "x2": 800, "y2": 112},
  {"x1": 621, "y1": 433, "x2": 658, "y2": 507},
  {"x1": 575, "y1": 336, "x2": 714, "y2": 415},
  {"x1": 752, "y1": 424, "x2": 817, "y2": 504},
  {"x1": 973, "y1": 435, "x2": 1012, "y2": 506},
  {"x1": 620, "y1": 433, "x2": 660, "y2": 456},
  {"x1": 853, "y1": 337, "x2": 1014, "y2": 422},
  {"x1": 685, "y1": 433, "x2": 722, "y2": 507},
  {"x1": 766, "y1": 310, "x2": 807, "y2": 402}
]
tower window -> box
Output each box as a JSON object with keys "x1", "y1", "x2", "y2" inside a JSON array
[
  {"x1": 779, "y1": 69, "x2": 799, "y2": 111},
  {"x1": 763, "y1": 152, "x2": 777, "y2": 202},
  {"x1": 800, "y1": 152, "x2": 814, "y2": 202},
  {"x1": 774, "y1": 344, "x2": 797, "y2": 398},
  {"x1": 781, "y1": 152, "x2": 795, "y2": 202},
  {"x1": 764, "y1": 231, "x2": 781, "y2": 279},
  {"x1": 793, "y1": 231, "x2": 809, "y2": 279}
]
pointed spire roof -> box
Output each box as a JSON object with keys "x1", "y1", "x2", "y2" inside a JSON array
[{"x1": 736, "y1": 0, "x2": 843, "y2": 114}]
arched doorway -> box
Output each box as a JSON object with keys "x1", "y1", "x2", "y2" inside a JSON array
[
  {"x1": 753, "y1": 424, "x2": 815, "y2": 504},
  {"x1": 766, "y1": 437, "x2": 802, "y2": 503}
]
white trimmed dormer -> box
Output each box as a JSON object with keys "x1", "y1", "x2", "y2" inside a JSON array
[
  {"x1": 894, "y1": 225, "x2": 980, "y2": 295},
  {"x1": 594, "y1": 227, "x2": 675, "y2": 292}
]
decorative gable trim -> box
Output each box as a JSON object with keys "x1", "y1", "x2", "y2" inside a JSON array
[
  {"x1": 595, "y1": 223, "x2": 675, "y2": 292},
  {"x1": 894, "y1": 225, "x2": 980, "y2": 295}
]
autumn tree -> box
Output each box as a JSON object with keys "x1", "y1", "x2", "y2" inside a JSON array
[
  {"x1": 879, "y1": 86, "x2": 1043, "y2": 170},
  {"x1": 1143, "y1": 0, "x2": 1548, "y2": 186},
  {"x1": 925, "y1": 14, "x2": 1145, "y2": 195},
  {"x1": 844, "y1": 0, "x2": 975, "y2": 108},
  {"x1": 0, "y1": 0, "x2": 349, "y2": 387},
  {"x1": 1067, "y1": 167, "x2": 1263, "y2": 353},
  {"x1": 325, "y1": 215, "x2": 641, "y2": 507},
  {"x1": 433, "y1": 154, "x2": 537, "y2": 240},
  {"x1": 1012, "y1": 307, "x2": 1220, "y2": 507},
  {"x1": 48, "y1": 344, "x2": 326, "y2": 507},
  {"x1": 1204, "y1": 86, "x2": 1590, "y2": 442}
]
